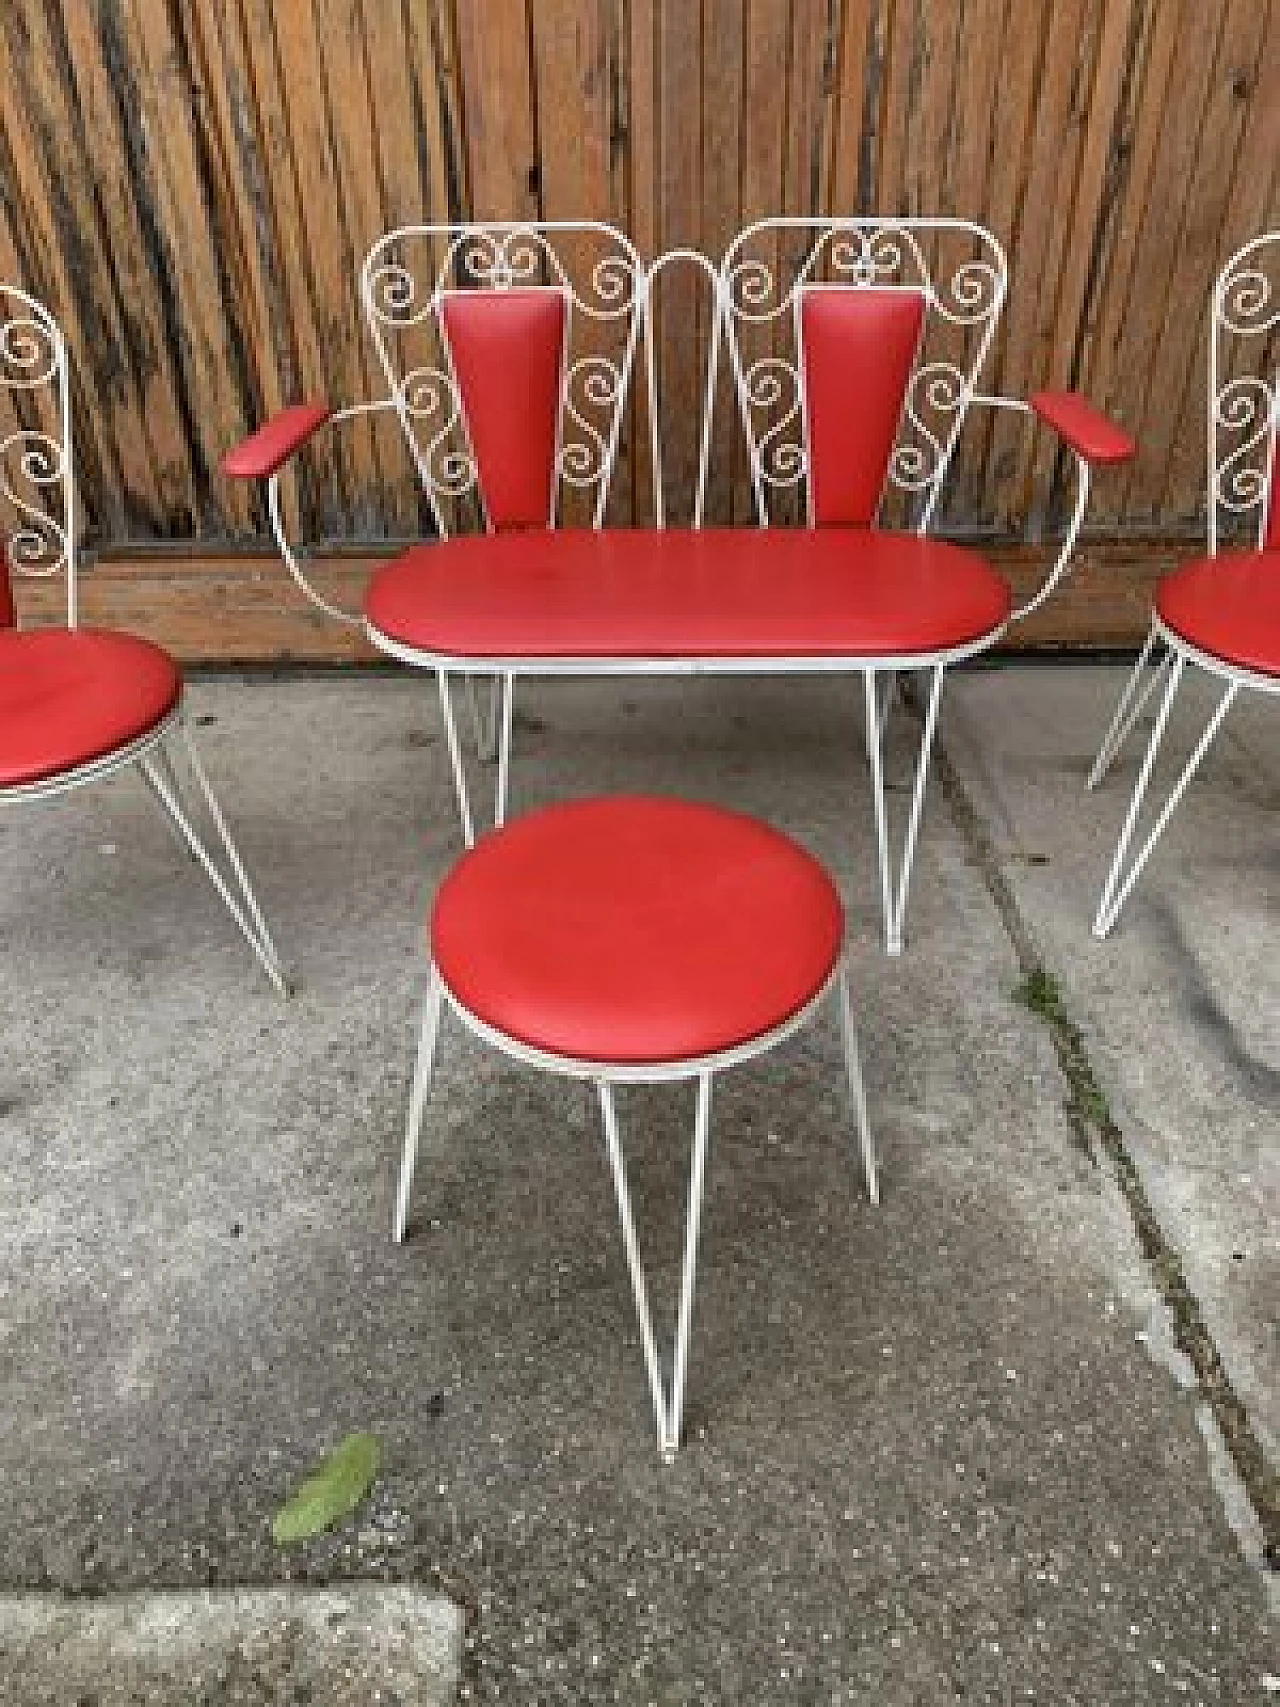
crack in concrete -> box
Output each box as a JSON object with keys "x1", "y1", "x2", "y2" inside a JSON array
[{"x1": 918, "y1": 686, "x2": 1280, "y2": 1570}]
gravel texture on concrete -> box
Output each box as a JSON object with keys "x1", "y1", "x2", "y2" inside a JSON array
[{"x1": 0, "y1": 668, "x2": 1274, "y2": 1703}]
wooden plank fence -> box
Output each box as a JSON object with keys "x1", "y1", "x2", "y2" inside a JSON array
[{"x1": 2, "y1": 0, "x2": 1278, "y2": 657}]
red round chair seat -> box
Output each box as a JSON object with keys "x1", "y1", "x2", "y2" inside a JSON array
[
  {"x1": 1156, "y1": 550, "x2": 1280, "y2": 680},
  {"x1": 431, "y1": 796, "x2": 845, "y2": 1066},
  {"x1": 0, "y1": 627, "x2": 182, "y2": 788}
]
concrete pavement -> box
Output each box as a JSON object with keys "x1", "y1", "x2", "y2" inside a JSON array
[{"x1": 0, "y1": 665, "x2": 1274, "y2": 1702}]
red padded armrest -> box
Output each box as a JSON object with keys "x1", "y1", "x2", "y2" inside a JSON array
[
  {"x1": 221, "y1": 402, "x2": 332, "y2": 480},
  {"x1": 1030, "y1": 391, "x2": 1135, "y2": 466}
]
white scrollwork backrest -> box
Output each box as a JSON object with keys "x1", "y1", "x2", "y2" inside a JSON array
[
  {"x1": 1209, "y1": 232, "x2": 1280, "y2": 554},
  {"x1": 0, "y1": 285, "x2": 75, "y2": 620},
  {"x1": 718, "y1": 218, "x2": 1007, "y2": 529},
  {"x1": 359, "y1": 222, "x2": 644, "y2": 536}
]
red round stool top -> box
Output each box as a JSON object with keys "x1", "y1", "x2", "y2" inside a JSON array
[
  {"x1": 0, "y1": 628, "x2": 182, "y2": 788},
  {"x1": 1156, "y1": 549, "x2": 1280, "y2": 680},
  {"x1": 430, "y1": 796, "x2": 845, "y2": 1066}
]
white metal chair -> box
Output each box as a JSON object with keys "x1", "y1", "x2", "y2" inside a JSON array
[
  {"x1": 0, "y1": 286, "x2": 286, "y2": 992},
  {"x1": 1090, "y1": 232, "x2": 1280, "y2": 936}
]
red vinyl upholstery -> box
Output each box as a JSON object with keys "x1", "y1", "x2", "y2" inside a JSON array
[
  {"x1": 1156, "y1": 550, "x2": 1280, "y2": 680},
  {"x1": 797, "y1": 287, "x2": 925, "y2": 526},
  {"x1": 221, "y1": 402, "x2": 332, "y2": 480},
  {"x1": 440, "y1": 287, "x2": 567, "y2": 530},
  {"x1": 1029, "y1": 391, "x2": 1136, "y2": 465},
  {"x1": 365, "y1": 526, "x2": 1011, "y2": 662},
  {"x1": 0, "y1": 544, "x2": 13, "y2": 629},
  {"x1": 0, "y1": 628, "x2": 182, "y2": 787},
  {"x1": 431, "y1": 796, "x2": 844, "y2": 1065}
]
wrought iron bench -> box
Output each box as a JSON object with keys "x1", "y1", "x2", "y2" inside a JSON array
[{"x1": 224, "y1": 219, "x2": 1132, "y2": 954}]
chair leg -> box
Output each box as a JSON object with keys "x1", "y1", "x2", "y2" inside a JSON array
[
  {"x1": 138, "y1": 717, "x2": 288, "y2": 995},
  {"x1": 864, "y1": 663, "x2": 945, "y2": 956},
  {"x1": 393, "y1": 969, "x2": 445, "y2": 1243},
  {"x1": 836, "y1": 966, "x2": 878, "y2": 1204},
  {"x1": 597, "y1": 1074, "x2": 714, "y2": 1462},
  {"x1": 1087, "y1": 623, "x2": 1168, "y2": 791},
  {"x1": 1093, "y1": 658, "x2": 1237, "y2": 939}
]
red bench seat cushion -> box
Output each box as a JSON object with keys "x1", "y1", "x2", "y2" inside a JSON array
[
  {"x1": 431, "y1": 796, "x2": 845, "y2": 1066},
  {"x1": 365, "y1": 527, "x2": 1011, "y2": 663},
  {"x1": 1156, "y1": 550, "x2": 1280, "y2": 681},
  {"x1": 0, "y1": 628, "x2": 182, "y2": 788}
]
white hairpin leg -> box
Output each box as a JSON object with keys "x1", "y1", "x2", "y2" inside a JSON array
[
  {"x1": 836, "y1": 965, "x2": 878, "y2": 1204},
  {"x1": 438, "y1": 671, "x2": 516, "y2": 843},
  {"x1": 597, "y1": 1075, "x2": 714, "y2": 1462},
  {"x1": 1093, "y1": 657, "x2": 1237, "y2": 938},
  {"x1": 137, "y1": 717, "x2": 288, "y2": 995},
  {"x1": 494, "y1": 673, "x2": 515, "y2": 830},
  {"x1": 864, "y1": 663, "x2": 945, "y2": 956},
  {"x1": 863, "y1": 670, "x2": 897, "y2": 764},
  {"x1": 437, "y1": 670, "x2": 476, "y2": 848},
  {"x1": 465, "y1": 675, "x2": 503, "y2": 764},
  {"x1": 393, "y1": 969, "x2": 445, "y2": 1243},
  {"x1": 1087, "y1": 623, "x2": 1169, "y2": 791}
]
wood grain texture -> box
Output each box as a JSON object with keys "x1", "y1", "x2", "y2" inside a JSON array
[{"x1": 0, "y1": 0, "x2": 1276, "y2": 660}]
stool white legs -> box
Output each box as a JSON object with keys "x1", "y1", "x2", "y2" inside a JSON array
[
  {"x1": 392, "y1": 962, "x2": 877, "y2": 1457},
  {"x1": 597, "y1": 1075, "x2": 713, "y2": 1463}
]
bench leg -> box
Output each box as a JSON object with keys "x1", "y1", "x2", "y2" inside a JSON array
[
  {"x1": 137, "y1": 716, "x2": 289, "y2": 995},
  {"x1": 465, "y1": 674, "x2": 504, "y2": 763},
  {"x1": 393, "y1": 968, "x2": 445, "y2": 1242},
  {"x1": 1093, "y1": 658, "x2": 1236, "y2": 939},
  {"x1": 438, "y1": 670, "x2": 515, "y2": 845},
  {"x1": 864, "y1": 663, "x2": 944, "y2": 957},
  {"x1": 597, "y1": 1074, "x2": 713, "y2": 1463},
  {"x1": 1087, "y1": 622, "x2": 1169, "y2": 791}
]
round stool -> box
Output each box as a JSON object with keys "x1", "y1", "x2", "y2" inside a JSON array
[{"x1": 393, "y1": 795, "x2": 877, "y2": 1460}]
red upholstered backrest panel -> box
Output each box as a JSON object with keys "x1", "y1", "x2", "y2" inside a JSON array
[
  {"x1": 0, "y1": 544, "x2": 13, "y2": 629},
  {"x1": 440, "y1": 287, "x2": 567, "y2": 530},
  {"x1": 798, "y1": 286, "x2": 926, "y2": 527}
]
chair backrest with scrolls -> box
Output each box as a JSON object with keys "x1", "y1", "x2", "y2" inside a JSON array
[
  {"x1": 360, "y1": 222, "x2": 644, "y2": 539},
  {"x1": 0, "y1": 285, "x2": 75, "y2": 626},
  {"x1": 717, "y1": 218, "x2": 1007, "y2": 532},
  {"x1": 1208, "y1": 232, "x2": 1280, "y2": 556}
]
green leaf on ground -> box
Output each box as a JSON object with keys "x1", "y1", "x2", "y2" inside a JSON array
[{"x1": 271, "y1": 1432, "x2": 382, "y2": 1546}]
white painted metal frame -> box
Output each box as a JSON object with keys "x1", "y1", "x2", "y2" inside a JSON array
[
  {"x1": 1, "y1": 285, "x2": 286, "y2": 992},
  {"x1": 393, "y1": 956, "x2": 876, "y2": 1461},
  {"x1": 1090, "y1": 232, "x2": 1280, "y2": 937}
]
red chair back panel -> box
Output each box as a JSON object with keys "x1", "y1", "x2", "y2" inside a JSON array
[
  {"x1": 440, "y1": 287, "x2": 567, "y2": 530},
  {"x1": 0, "y1": 545, "x2": 13, "y2": 628},
  {"x1": 798, "y1": 286, "x2": 925, "y2": 527}
]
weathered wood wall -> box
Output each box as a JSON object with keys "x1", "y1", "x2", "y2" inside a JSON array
[{"x1": 3, "y1": 0, "x2": 1278, "y2": 656}]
